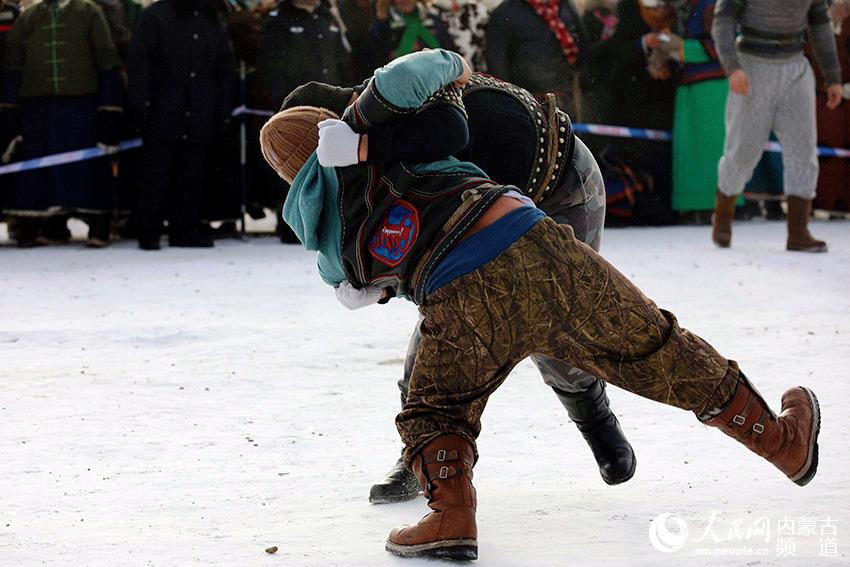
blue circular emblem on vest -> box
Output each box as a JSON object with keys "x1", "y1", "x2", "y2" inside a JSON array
[{"x1": 369, "y1": 199, "x2": 420, "y2": 268}]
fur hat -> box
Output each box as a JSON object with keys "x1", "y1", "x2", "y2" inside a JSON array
[{"x1": 259, "y1": 106, "x2": 339, "y2": 184}]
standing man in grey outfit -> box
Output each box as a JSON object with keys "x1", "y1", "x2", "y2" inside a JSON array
[{"x1": 711, "y1": 0, "x2": 842, "y2": 252}]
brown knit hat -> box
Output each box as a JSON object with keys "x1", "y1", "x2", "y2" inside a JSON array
[{"x1": 259, "y1": 106, "x2": 339, "y2": 184}]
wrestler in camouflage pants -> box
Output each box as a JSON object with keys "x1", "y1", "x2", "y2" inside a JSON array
[{"x1": 369, "y1": 139, "x2": 640, "y2": 500}]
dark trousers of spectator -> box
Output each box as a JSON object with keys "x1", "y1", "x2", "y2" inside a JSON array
[{"x1": 136, "y1": 138, "x2": 207, "y2": 242}]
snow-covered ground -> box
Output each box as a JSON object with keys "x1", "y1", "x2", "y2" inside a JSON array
[{"x1": 2, "y1": 219, "x2": 849, "y2": 567}]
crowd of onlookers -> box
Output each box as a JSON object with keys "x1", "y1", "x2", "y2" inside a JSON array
[{"x1": 1, "y1": 0, "x2": 849, "y2": 249}]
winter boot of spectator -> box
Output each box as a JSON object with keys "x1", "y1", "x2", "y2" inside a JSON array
[
  {"x1": 370, "y1": 453, "x2": 420, "y2": 504},
  {"x1": 43, "y1": 215, "x2": 71, "y2": 245},
  {"x1": 85, "y1": 214, "x2": 111, "y2": 248},
  {"x1": 386, "y1": 435, "x2": 478, "y2": 560},
  {"x1": 169, "y1": 230, "x2": 214, "y2": 248},
  {"x1": 138, "y1": 236, "x2": 161, "y2": 251},
  {"x1": 553, "y1": 381, "x2": 636, "y2": 485},
  {"x1": 700, "y1": 374, "x2": 821, "y2": 486},
  {"x1": 711, "y1": 190, "x2": 736, "y2": 248},
  {"x1": 764, "y1": 199, "x2": 786, "y2": 221},
  {"x1": 786, "y1": 196, "x2": 827, "y2": 253},
  {"x1": 14, "y1": 217, "x2": 47, "y2": 248}
]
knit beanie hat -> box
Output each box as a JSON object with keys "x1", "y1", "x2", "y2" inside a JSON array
[
  {"x1": 259, "y1": 106, "x2": 339, "y2": 184},
  {"x1": 280, "y1": 82, "x2": 355, "y2": 118}
]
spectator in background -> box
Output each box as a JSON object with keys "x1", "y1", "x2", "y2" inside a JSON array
[
  {"x1": 486, "y1": 0, "x2": 587, "y2": 117},
  {"x1": 255, "y1": 0, "x2": 351, "y2": 108},
  {"x1": 1, "y1": 0, "x2": 123, "y2": 248},
  {"x1": 0, "y1": 0, "x2": 18, "y2": 66},
  {"x1": 0, "y1": 0, "x2": 20, "y2": 225},
  {"x1": 711, "y1": 0, "x2": 841, "y2": 252},
  {"x1": 337, "y1": 0, "x2": 378, "y2": 81},
  {"x1": 253, "y1": 0, "x2": 351, "y2": 242},
  {"x1": 579, "y1": 0, "x2": 619, "y2": 153},
  {"x1": 128, "y1": 0, "x2": 236, "y2": 250},
  {"x1": 371, "y1": 0, "x2": 456, "y2": 65},
  {"x1": 812, "y1": 0, "x2": 850, "y2": 213},
  {"x1": 662, "y1": 0, "x2": 729, "y2": 218},
  {"x1": 40, "y1": 0, "x2": 137, "y2": 246},
  {"x1": 584, "y1": 0, "x2": 678, "y2": 224},
  {"x1": 652, "y1": 0, "x2": 789, "y2": 223},
  {"x1": 427, "y1": 0, "x2": 490, "y2": 71},
  {"x1": 0, "y1": 0, "x2": 20, "y2": 146}
]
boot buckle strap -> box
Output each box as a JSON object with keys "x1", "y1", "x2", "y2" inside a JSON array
[
  {"x1": 752, "y1": 423, "x2": 765, "y2": 434},
  {"x1": 426, "y1": 463, "x2": 457, "y2": 478},
  {"x1": 732, "y1": 414, "x2": 746, "y2": 426},
  {"x1": 424, "y1": 449, "x2": 459, "y2": 465}
]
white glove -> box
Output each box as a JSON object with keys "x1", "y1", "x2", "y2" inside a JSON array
[
  {"x1": 317, "y1": 118, "x2": 361, "y2": 167},
  {"x1": 335, "y1": 280, "x2": 384, "y2": 310}
]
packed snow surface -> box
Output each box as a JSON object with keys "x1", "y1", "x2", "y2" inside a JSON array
[{"x1": 2, "y1": 220, "x2": 849, "y2": 566}]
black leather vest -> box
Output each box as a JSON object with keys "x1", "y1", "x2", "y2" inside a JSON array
[{"x1": 336, "y1": 161, "x2": 507, "y2": 305}]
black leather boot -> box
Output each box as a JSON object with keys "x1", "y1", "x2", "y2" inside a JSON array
[
  {"x1": 554, "y1": 381, "x2": 636, "y2": 485},
  {"x1": 369, "y1": 454, "x2": 420, "y2": 504}
]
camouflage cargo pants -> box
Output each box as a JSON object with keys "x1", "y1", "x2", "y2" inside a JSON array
[
  {"x1": 397, "y1": 137, "x2": 609, "y2": 407},
  {"x1": 397, "y1": 217, "x2": 740, "y2": 463}
]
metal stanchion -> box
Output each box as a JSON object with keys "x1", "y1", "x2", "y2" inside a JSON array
[{"x1": 239, "y1": 60, "x2": 248, "y2": 238}]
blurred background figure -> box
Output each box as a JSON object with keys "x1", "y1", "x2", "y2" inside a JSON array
[
  {"x1": 427, "y1": 0, "x2": 490, "y2": 71},
  {"x1": 486, "y1": 0, "x2": 587, "y2": 116},
  {"x1": 1, "y1": 0, "x2": 123, "y2": 248},
  {"x1": 371, "y1": 0, "x2": 456, "y2": 65},
  {"x1": 579, "y1": 0, "x2": 619, "y2": 153},
  {"x1": 813, "y1": 0, "x2": 850, "y2": 213},
  {"x1": 665, "y1": 0, "x2": 728, "y2": 220},
  {"x1": 337, "y1": 0, "x2": 378, "y2": 82},
  {"x1": 583, "y1": 0, "x2": 677, "y2": 224},
  {"x1": 253, "y1": 0, "x2": 351, "y2": 242},
  {"x1": 0, "y1": 0, "x2": 21, "y2": 227},
  {"x1": 128, "y1": 0, "x2": 236, "y2": 250}
]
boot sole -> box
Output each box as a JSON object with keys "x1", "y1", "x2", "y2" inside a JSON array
[
  {"x1": 790, "y1": 387, "x2": 821, "y2": 487},
  {"x1": 603, "y1": 451, "x2": 637, "y2": 486},
  {"x1": 786, "y1": 244, "x2": 828, "y2": 253},
  {"x1": 368, "y1": 487, "x2": 420, "y2": 504},
  {"x1": 386, "y1": 538, "x2": 478, "y2": 560}
]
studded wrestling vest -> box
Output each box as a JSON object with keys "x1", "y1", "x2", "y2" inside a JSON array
[
  {"x1": 461, "y1": 74, "x2": 575, "y2": 204},
  {"x1": 336, "y1": 162, "x2": 507, "y2": 305}
]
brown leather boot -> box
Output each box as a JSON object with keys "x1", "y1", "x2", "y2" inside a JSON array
[
  {"x1": 386, "y1": 435, "x2": 478, "y2": 560},
  {"x1": 711, "y1": 190, "x2": 737, "y2": 248},
  {"x1": 786, "y1": 196, "x2": 827, "y2": 252},
  {"x1": 701, "y1": 375, "x2": 821, "y2": 486}
]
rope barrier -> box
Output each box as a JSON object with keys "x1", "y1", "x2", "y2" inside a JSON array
[{"x1": 3, "y1": 109, "x2": 850, "y2": 176}]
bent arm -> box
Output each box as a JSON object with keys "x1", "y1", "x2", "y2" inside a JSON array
[
  {"x1": 342, "y1": 49, "x2": 466, "y2": 131},
  {"x1": 809, "y1": 0, "x2": 842, "y2": 85},
  {"x1": 372, "y1": 48, "x2": 465, "y2": 109},
  {"x1": 366, "y1": 105, "x2": 469, "y2": 164},
  {"x1": 711, "y1": 0, "x2": 744, "y2": 74}
]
